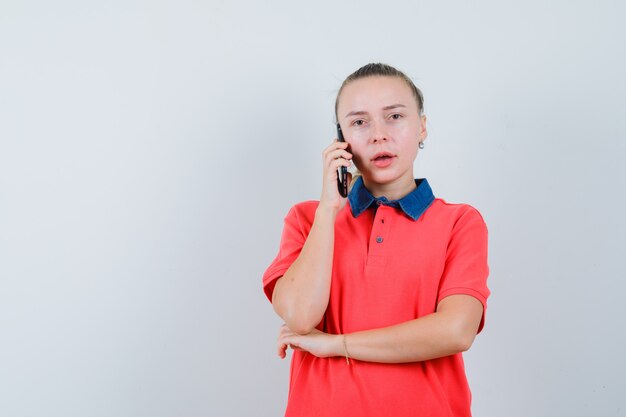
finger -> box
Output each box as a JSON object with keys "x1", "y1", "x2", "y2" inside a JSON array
[
  {"x1": 278, "y1": 324, "x2": 293, "y2": 338},
  {"x1": 327, "y1": 150, "x2": 353, "y2": 164},
  {"x1": 325, "y1": 156, "x2": 353, "y2": 172},
  {"x1": 324, "y1": 153, "x2": 353, "y2": 172},
  {"x1": 277, "y1": 341, "x2": 288, "y2": 358},
  {"x1": 326, "y1": 139, "x2": 348, "y2": 148},
  {"x1": 322, "y1": 141, "x2": 349, "y2": 158},
  {"x1": 325, "y1": 149, "x2": 353, "y2": 163},
  {"x1": 326, "y1": 158, "x2": 352, "y2": 175},
  {"x1": 281, "y1": 335, "x2": 299, "y2": 349},
  {"x1": 278, "y1": 333, "x2": 292, "y2": 346}
]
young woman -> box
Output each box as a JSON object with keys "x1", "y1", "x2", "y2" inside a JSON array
[{"x1": 262, "y1": 63, "x2": 490, "y2": 417}]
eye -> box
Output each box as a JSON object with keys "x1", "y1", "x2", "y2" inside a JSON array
[
  {"x1": 352, "y1": 119, "x2": 365, "y2": 127},
  {"x1": 389, "y1": 113, "x2": 402, "y2": 120}
]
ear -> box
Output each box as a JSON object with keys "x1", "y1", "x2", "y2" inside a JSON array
[{"x1": 419, "y1": 114, "x2": 428, "y2": 142}]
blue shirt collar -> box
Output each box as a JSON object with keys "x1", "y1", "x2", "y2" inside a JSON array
[{"x1": 347, "y1": 176, "x2": 435, "y2": 221}]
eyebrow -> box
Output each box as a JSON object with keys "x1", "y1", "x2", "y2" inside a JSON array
[{"x1": 344, "y1": 104, "x2": 407, "y2": 118}]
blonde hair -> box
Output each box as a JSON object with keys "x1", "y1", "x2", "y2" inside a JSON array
[
  {"x1": 346, "y1": 172, "x2": 360, "y2": 193},
  {"x1": 335, "y1": 63, "x2": 425, "y2": 193}
]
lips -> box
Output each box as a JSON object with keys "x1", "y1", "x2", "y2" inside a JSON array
[
  {"x1": 371, "y1": 152, "x2": 396, "y2": 161},
  {"x1": 371, "y1": 152, "x2": 396, "y2": 168}
]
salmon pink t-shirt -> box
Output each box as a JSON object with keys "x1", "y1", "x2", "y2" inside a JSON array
[{"x1": 262, "y1": 177, "x2": 490, "y2": 417}]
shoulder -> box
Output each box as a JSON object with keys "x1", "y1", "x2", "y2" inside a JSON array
[
  {"x1": 426, "y1": 198, "x2": 488, "y2": 229},
  {"x1": 283, "y1": 200, "x2": 320, "y2": 226},
  {"x1": 290, "y1": 200, "x2": 320, "y2": 212},
  {"x1": 288, "y1": 200, "x2": 319, "y2": 216}
]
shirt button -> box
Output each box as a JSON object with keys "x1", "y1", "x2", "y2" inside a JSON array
[
  {"x1": 376, "y1": 200, "x2": 382, "y2": 206},
  {"x1": 376, "y1": 236, "x2": 383, "y2": 243}
]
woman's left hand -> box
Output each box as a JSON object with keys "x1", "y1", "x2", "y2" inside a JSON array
[{"x1": 277, "y1": 324, "x2": 342, "y2": 359}]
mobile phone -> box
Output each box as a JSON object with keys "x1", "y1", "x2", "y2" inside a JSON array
[{"x1": 336, "y1": 123, "x2": 348, "y2": 198}]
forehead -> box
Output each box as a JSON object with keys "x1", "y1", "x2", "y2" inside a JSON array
[{"x1": 338, "y1": 76, "x2": 417, "y2": 115}]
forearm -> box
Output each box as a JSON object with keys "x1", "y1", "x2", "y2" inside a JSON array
[
  {"x1": 341, "y1": 315, "x2": 469, "y2": 364},
  {"x1": 338, "y1": 296, "x2": 483, "y2": 364},
  {"x1": 272, "y1": 205, "x2": 337, "y2": 334}
]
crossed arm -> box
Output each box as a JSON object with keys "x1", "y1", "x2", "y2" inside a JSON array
[
  {"x1": 271, "y1": 205, "x2": 486, "y2": 363},
  {"x1": 276, "y1": 294, "x2": 484, "y2": 364}
]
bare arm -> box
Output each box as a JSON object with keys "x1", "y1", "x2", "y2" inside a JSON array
[
  {"x1": 271, "y1": 140, "x2": 352, "y2": 335},
  {"x1": 341, "y1": 295, "x2": 484, "y2": 363},
  {"x1": 271, "y1": 206, "x2": 337, "y2": 334},
  {"x1": 278, "y1": 295, "x2": 484, "y2": 363}
]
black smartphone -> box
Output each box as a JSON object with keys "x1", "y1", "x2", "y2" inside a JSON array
[{"x1": 336, "y1": 123, "x2": 348, "y2": 198}]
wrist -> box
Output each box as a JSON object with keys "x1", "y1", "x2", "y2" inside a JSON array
[
  {"x1": 315, "y1": 204, "x2": 339, "y2": 220},
  {"x1": 341, "y1": 333, "x2": 352, "y2": 365},
  {"x1": 332, "y1": 334, "x2": 344, "y2": 358}
]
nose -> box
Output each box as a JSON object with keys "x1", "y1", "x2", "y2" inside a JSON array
[{"x1": 370, "y1": 121, "x2": 388, "y2": 143}]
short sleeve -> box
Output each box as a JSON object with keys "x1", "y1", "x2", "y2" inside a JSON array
[
  {"x1": 437, "y1": 206, "x2": 490, "y2": 333},
  {"x1": 261, "y1": 206, "x2": 307, "y2": 303}
]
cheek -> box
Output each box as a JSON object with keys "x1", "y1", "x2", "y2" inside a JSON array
[
  {"x1": 397, "y1": 126, "x2": 420, "y2": 157},
  {"x1": 397, "y1": 123, "x2": 419, "y2": 138},
  {"x1": 404, "y1": 142, "x2": 419, "y2": 159},
  {"x1": 347, "y1": 142, "x2": 366, "y2": 167}
]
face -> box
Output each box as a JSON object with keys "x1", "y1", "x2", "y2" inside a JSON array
[{"x1": 337, "y1": 76, "x2": 427, "y2": 189}]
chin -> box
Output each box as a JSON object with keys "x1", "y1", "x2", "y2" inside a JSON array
[{"x1": 364, "y1": 170, "x2": 401, "y2": 185}]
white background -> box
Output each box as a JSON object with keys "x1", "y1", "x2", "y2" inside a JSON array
[{"x1": 1, "y1": 1, "x2": 625, "y2": 416}]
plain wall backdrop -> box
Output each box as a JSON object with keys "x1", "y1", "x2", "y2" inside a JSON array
[{"x1": 1, "y1": 1, "x2": 625, "y2": 416}]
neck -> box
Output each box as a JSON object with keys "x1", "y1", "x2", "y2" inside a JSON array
[{"x1": 363, "y1": 174, "x2": 417, "y2": 201}]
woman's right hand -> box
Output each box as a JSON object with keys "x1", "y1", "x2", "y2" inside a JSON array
[{"x1": 319, "y1": 139, "x2": 353, "y2": 212}]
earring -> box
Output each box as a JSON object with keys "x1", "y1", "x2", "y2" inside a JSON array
[{"x1": 418, "y1": 141, "x2": 425, "y2": 149}]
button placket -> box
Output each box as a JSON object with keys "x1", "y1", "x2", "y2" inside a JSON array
[
  {"x1": 375, "y1": 205, "x2": 390, "y2": 243},
  {"x1": 366, "y1": 206, "x2": 390, "y2": 268}
]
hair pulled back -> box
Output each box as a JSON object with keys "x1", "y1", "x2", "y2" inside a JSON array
[{"x1": 334, "y1": 63, "x2": 424, "y2": 123}]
